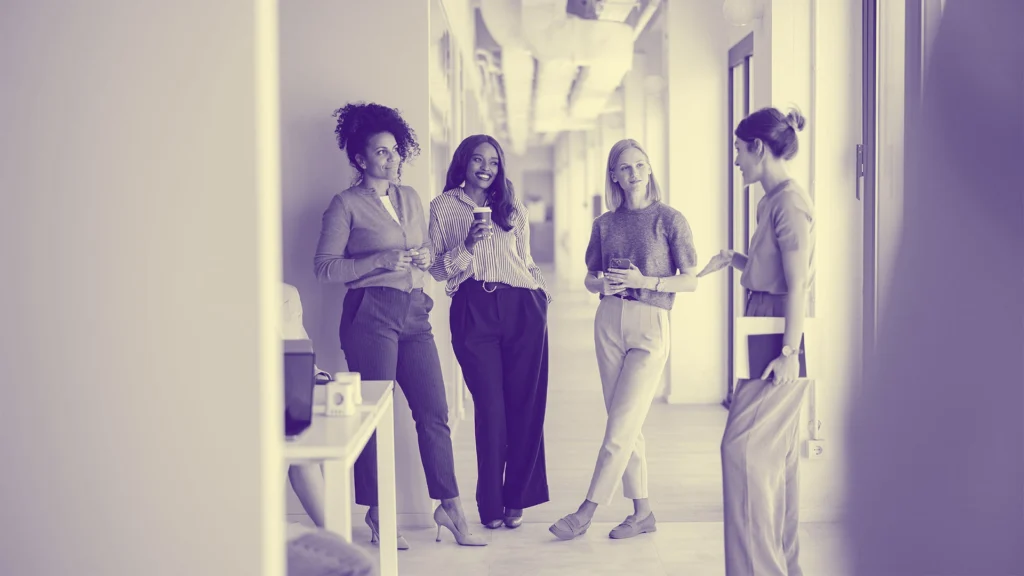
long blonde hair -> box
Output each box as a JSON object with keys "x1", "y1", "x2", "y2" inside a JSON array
[{"x1": 604, "y1": 139, "x2": 662, "y2": 211}]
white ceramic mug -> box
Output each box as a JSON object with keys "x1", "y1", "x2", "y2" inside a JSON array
[
  {"x1": 333, "y1": 371, "x2": 362, "y2": 405},
  {"x1": 325, "y1": 372, "x2": 361, "y2": 417}
]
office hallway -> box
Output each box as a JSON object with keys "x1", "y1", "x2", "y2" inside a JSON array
[{"x1": 345, "y1": 265, "x2": 849, "y2": 575}]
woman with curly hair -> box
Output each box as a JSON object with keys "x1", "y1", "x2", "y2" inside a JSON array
[
  {"x1": 314, "y1": 102, "x2": 485, "y2": 548},
  {"x1": 428, "y1": 134, "x2": 552, "y2": 531}
]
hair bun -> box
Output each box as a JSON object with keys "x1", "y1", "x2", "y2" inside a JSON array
[{"x1": 786, "y1": 109, "x2": 806, "y2": 132}]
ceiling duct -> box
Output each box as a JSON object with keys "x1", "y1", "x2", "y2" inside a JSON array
[
  {"x1": 476, "y1": 0, "x2": 534, "y2": 154},
  {"x1": 567, "y1": 0, "x2": 660, "y2": 119},
  {"x1": 479, "y1": 0, "x2": 640, "y2": 148}
]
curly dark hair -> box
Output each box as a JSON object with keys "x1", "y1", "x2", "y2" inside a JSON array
[{"x1": 332, "y1": 102, "x2": 421, "y2": 184}]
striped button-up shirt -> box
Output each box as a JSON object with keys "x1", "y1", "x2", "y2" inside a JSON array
[{"x1": 428, "y1": 187, "x2": 551, "y2": 302}]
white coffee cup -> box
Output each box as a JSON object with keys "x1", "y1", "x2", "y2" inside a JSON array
[{"x1": 473, "y1": 206, "x2": 492, "y2": 223}]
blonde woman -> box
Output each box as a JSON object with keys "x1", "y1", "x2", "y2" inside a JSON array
[{"x1": 549, "y1": 139, "x2": 699, "y2": 541}]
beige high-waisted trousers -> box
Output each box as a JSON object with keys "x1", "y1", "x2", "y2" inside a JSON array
[
  {"x1": 722, "y1": 291, "x2": 808, "y2": 576},
  {"x1": 586, "y1": 295, "x2": 671, "y2": 505}
]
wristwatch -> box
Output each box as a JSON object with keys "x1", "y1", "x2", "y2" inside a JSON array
[{"x1": 782, "y1": 345, "x2": 799, "y2": 358}]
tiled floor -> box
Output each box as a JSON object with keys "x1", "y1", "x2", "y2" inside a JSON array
[
  {"x1": 347, "y1": 520, "x2": 849, "y2": 575},
  {"x1": 308, "y1": 265, "x2": 851, "y2": 574}
]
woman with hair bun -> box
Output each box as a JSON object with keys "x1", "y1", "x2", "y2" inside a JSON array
[
  {"x1": 697, "y1": 106, "x2": 815, "y2": 576},
  {"x1": 314, "y1": 102, "x2": 485, "y2": 549}
]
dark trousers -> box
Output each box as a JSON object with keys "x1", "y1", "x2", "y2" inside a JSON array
[
  {"x1": 450, "y1": 279, "x2": 550, "y2": 523},
  {"x1": 340, "y1": 287, "x2": 459, "y2": 506}
]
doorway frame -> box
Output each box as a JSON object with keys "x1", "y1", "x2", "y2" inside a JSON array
[
  {"x1": 724, "y1": 32, "x2": 754, "y2": 410},
  {"x1": 863, "y1": 0, "x2": 946, "y2": 356}
]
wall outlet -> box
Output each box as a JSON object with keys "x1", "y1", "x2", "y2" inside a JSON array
[{"x1": 805, "y1": 439, "x2": 826, "y2": 460}]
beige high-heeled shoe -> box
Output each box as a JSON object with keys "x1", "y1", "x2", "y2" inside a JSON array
[
  {"x1": 433, "y1": 505, "x2": 487, "y2": 546},
  {"x1": 365, "y1": 510, "x2": 410, "y2": 550}
]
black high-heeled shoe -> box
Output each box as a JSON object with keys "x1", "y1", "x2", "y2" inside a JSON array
[{"x1": 365, "y1": 510, "x2": 410, "y2": 550}]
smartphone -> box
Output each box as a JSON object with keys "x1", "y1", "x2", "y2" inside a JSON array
[{"x1": 609, "y1": 257, "x2": 632, "y2": 270}]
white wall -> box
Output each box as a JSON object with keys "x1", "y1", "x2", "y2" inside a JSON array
[
  {"x1": 504, "y1": 146, "x2": 554, "y2": 202},
  {"x1": 751, "y1": 0, "x2": 863, "y2": 521},
  {"x1": 1, "y1": 2, "x2": 283, "y2": 575},
  {"x1": 805, "y1": 0, "x2": 864, "y2": 522},
  {"x1": 278, "y1": 0, "x2": 476, "y2": 526},
  {"x1": 664, "y1": 0, "x2": 731, "y2": 405}
]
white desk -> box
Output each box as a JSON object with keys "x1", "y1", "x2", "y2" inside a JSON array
[{"x1": 284, "y1": 380, "x2": 398, "y2": 576}]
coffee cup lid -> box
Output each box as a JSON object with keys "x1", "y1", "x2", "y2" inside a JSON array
[{"x1": 473, "y1": 206, "x2": 491, "y2": 212}]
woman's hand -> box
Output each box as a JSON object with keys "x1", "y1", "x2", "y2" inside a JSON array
[
  {"x1": 464, "y1": 220, "x2": 494, "y2": 253},
  {"x1": 761, "y1": 353, "x2": 800, "y2": 386},
  {"x1": 409, "y1": 247, "x2": 432, "y2": 271},
  {"x1": 697, "y1": 249, "x2": 734, "y2": 278},
  {"x1": 375, "y1": 249, "x2": 413, "y2": 272},
  {"x1": 601, "y1": 275, "x2": 626, "y2": 296},
  {"x1": 604, "y1": 264, "x2": 647, "y2": 290}
]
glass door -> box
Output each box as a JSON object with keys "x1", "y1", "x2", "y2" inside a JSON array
[{"x1": 724, "y1": 33, "x2": 754, "y2": 410}]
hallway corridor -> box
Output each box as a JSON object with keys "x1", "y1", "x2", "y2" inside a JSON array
[{"x1": 349, "y1": 265, "x2": 850, "y2": 575}]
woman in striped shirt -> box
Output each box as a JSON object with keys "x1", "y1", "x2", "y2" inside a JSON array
[
  {"x1": 428, "y1": 134, "x2": 552, "y2": 531},
  {"x1": 315, "y1": 102, "x2": 485, "y2": 548}
]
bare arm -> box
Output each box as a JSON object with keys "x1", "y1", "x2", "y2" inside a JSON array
[
  {"x1": 774, "y1": 191, "x2": 814, "y2": 353},
  {"x1": 729, "y1": 251, "x2": 749, "y2": 271},
  {"x1": 781, "y1": 250, "x2": 809, "y2": 351},
  {"x1": 642, "y1": 267, "x2": 699, "y2": 293},
  {"x1": 584, "y1": 271, "x2": 605, "y2": 294}
]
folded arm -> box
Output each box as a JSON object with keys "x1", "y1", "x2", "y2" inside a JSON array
[{"x1": 427, "y1": 205, "x2": 474, "y2": 282}]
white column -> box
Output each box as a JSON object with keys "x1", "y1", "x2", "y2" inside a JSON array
[
  {"x1": 644, "y1": 76, "x2": 668, "y2": 198},
  {"x1": 623, "y1": 53, "x2": 649, "y2": 143},
  {"x1": 2, "y1": 2, "x2": 283, "y2": 574},
  {"x1": 567, "y1": 130, "x2": 591, "y2": 280},
  {"x1": 804, "y1": 0, "x2": 864, "y2": 521},
  {"x1": 663, "y1": 0, "x2": 731, "y2": 404},
  {"x1": 598, "y1": 113, "x2": 625, "y2": 213},
  {"x1": 553, "y1": 133, "x2": 573, "y2": 281}
]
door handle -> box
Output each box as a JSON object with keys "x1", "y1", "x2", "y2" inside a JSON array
[{"x1": 856, "y1": 144, "x2": 865, "y2": 200}]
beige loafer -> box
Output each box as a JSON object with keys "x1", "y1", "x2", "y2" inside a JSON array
[
  {"x1": 549, "y1": 513, "x2": 591, "y2": 541},
  {"x1": 609, "y1": 512, "x2": 657, "y2": 539}
]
